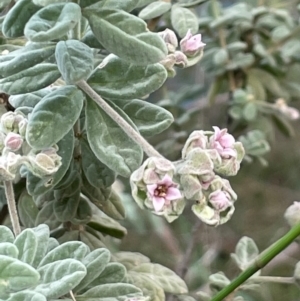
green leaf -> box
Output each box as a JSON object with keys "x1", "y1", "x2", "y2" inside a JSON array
[
  {"x1": 81, "y1": 30, "x2": 104, "y2": 49},
  {"x1": 112, "y1": 98, "x2": 173, "y2": 136},
  {"x1": 139, "y1": 1, "x2": 171, "y2": 20},
  {"x1": 18, "y1": 191, "x2": 39, "y2": 228},
  {"x1": 90, "y1": 262, "x2": 126, "y2": 286},
  {"x1": 231, "y1": 236, "x2": 259, "y2": 271},
  {"x1": 9, "y1": 88, "x2": 50, "y2": 109},
  {"x1": 85, "y1": 97, "x2": 143, "y2": 177},
  {"x1": 0, "y1": 63, "x2": 61, "y2": 95},
  {"x1": 272, "y1": 112, "x2": 295, "y2": 137},
  {"x1": 86, "y1": 0, "x2": 138, "y2": 11},
  {"x1": 55, "y1": 40, "x2": 94, "y2": 84},
  {"x1": 14, "y1": 229, "x2": 38, "y2": 265},
  {"x1": 36, "y1": 259, "x2": 86, "y2": 298},
  {"x1": 53, "y1": 172, "x2": 81, "y2": 222},
  {"x1": 0, "y1": 43, "x2": 56, "y2": 77},
  {"x1": 171, "y1": 5, "x2": 199, "y2": 37},
  {"x1": 71, "y1": 197, "x2": 93, "y2": 225},
  {"x1": 39, "y1": 241, "x2": 89, "y2": 267},
  {"x1": 213, "y1": 48, "x2": 228, "y2": 66},
  {"x1": 79, "y1": 231, "x2": 107, "y2": 251},
  {"x1": 74, "y1": 248, "x2": 110, "y2": 293},
  {"x1": 81, "y1": 138, "x2": 116, "y2": 189},
  {"x1": 83, "y1": 8, "x2": 167, "y2": 65},
  {"x1": 24, "y1": 3, "x2": 81, "y2": 42},
  {"x1": 27, "y1": 129, "x2": 74, "y2": 196},
  {"x1": 209, "y1": 272, "x2": 230, "y2": 291},
  {"x1": 26, "y1": 86, "x2": 84, "y2": 149},
  {"x1": 88, "y1": 55, "x2": 167, "y2": 100},
  {"x1": 113, "y1": 252, "x2": 150, "y2": 270},
  {"x1": 31, "y1": 224, "x2": 50, "y2": 268},
  {"x1": 2, "y1": 0, "x2": 40, "y2": 38},
  {"x1": 0, "y1": 243, "x2": 19, "y2": 258},
  {"x1": 0, "y1": 226, "x2": 14, "y2": 243},
  {"x1": 79, "y1": 283, "x2": 143, "y2": 300},
  {"x1": 128, "y1": 271, "x2": 164, "y2": 301},
  {"x1": 132, "y1": 263, "x2": 188, "y2": 294},
  {"x1": 242, "y1": 102, "x2": 257, "y2": 121},
  {"x1": 6, "y1": 291, "x2": 46, "y2": 301},
  {"x1": 0, "y1": 255, "x2": 40, "y2": 291},
  {"x1": 35, "y1": 201, "x2": 62, "y2": 230}
]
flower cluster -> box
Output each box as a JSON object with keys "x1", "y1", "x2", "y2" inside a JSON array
[
  {"x1": 0, "y1": 111, "x2": 62, "y2": 181},
  {"x1": 130, "y1": 127, "x2": 245, "y2": 225},
  {"x1": 158, "y1": 28, "x2": 206, "y2": 75}
]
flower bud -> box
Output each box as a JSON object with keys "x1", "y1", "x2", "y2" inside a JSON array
[
  {"x1": 180, "y1": 29, "x2": 206, "y2": 57},
  {"x1": 0, "y1": 112, "x2": 25, "y2": 134},
  {"x1": 18, "y1": 119, "x2": 28, "y2": 137},
  {"x1": 4, "y1": 132, "x2": 23, "y2": 151},
  {"x1": 158, "y1": 28, "x2": 178, "y2": 53},
  {"x1": 174, "y1": 51, "x2": 188, "y2": 68},
  {"x1": 275, "y1": 98, "x2": 299, "y2": 120},
  {"x1": 284, "y1": 202, "x2": 300, "y2": 227},
  {"x1": 182, "y1": 130, "x2": 209, "y2": 159}
]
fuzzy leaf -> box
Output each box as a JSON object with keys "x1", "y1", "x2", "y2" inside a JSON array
[
  {"x1": 35, "y1": 259, "x2": 86, "y2": 298},
  {"x1": 27, "y1": 129, "x2": 74, "y2": 196},
  {"x1": 2, "y1": 0, "x2": 40, "y2": 38},
  {"x1": 112, "y1": 98, "x2": 173, "y2": 136},
  {"x1": 86, "y1": 0, "x2": 137, "y2": 11},
  {"x1": 0, "y1": 255, "x2": 40, "y2": 291},
  {"x1": 0, "y1": 243, "x2": 18, "y2": 258},
  {"x1": 171, "y1": 5, "x2": 199, "y2": 37},
  {"x1": 88, "y1": 55, "x2": 167, "y2": 100},
  {"x1": 17, "y1": 192, "x2": 39, "y2": 228},
  {"x1": 0, "y1": 64, "x2": 60, "y2": 95},
  {"x1": 74, "y1": 248, "x2": 110, "y2": 293},
  {"x1": 35, "y1": 201, "x2": 62, "y2": 230},
  {"x1": 6, "y1": 291, "x2": 46, "y2": 301},
  {"x1": 39, "y1": 241, "x2": 89, "y2": 267},
  {"x1": 26, "y1": 86, "x2": 84, "y2": 149},
  {"x1": 78, "y1": 283, "x2": 143, "y2": 300},
  {"x1": 85, "y1": 97, "x2": 143, "y2": 177},
  {"x1": 83, "y1": 8, "x2": 167, "y2": 65},
  {"x1": 71, "y1": 197, "x2": 93, "y2": 225},
  {"x1": 0, "y1": 226, "x2": 14, "y2": 243},
  {"x1": 24, "y1": 3, "x2": 81, "y2": 42},
  {"x1": 113, "y1": 252, "x2": 150, "y2": 270},
  {"x1": 139, "y1": 1, "x2": 171, "y2": 20},
  {"x1": 132, "y1": 263, "x2": 188, "y2": 294},
  {"x1": 55, "y1": 40, "x2": 94, "y2": 84},
  {"x1": 14, "y1": 229, "x2": 38, "y2": 265}
]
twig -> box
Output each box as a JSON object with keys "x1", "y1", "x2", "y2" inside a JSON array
[
  {"x1": 76, "y1": 80, "x2": 163, "y2": 158},
  {"x1": 69, "y1": 290, "x2": 76, "y2": 301},
  {"x1": 4, "y1": 181, "x2": 21, "y2": 236}
]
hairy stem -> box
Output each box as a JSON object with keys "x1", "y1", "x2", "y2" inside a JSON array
[
  {"x1": 251, "y1": 276, "x2": 295, "y2": 284},
  {"x1": 4, "y1": 181, "x2": 21, "y2": 236},
  {"x1": 210, "y1": 222, "x2": 300, "y2": 301},
  {"x1": 76, "y1": 80, "x2": 163, "y2": 158}
]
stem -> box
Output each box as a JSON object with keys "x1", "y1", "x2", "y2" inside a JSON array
[
  {"x1": 250, "y1": 276, "x2": 295, "y2": 284},
  {"x1": 4, "y1": 181, "x2": 21, "y2": 236},
  {"x1": 76, "y1": 80, "x2": 163, "y2": 158},
  {"x1": 210, "y1": 223, "x2": 300, "y2": 301}
]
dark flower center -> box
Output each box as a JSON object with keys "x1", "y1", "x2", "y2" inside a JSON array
[{"x1": 154, "y1": 185, "x2": 167, "y2": 197}]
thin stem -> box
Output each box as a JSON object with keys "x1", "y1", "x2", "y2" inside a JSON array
[
  {"x1": 76, "y1": 80, "x2": 163, "y2": 158},
  {"x1": 250, "y1": 276, "x2": 295, "y2": 284},
  {"x1": 210, "y1": 223, "x2": 300, "y2": 301},
  {"x1": 69, "y1": 290, "x2": 77, "y2": 301},
  {"x1": 4, "y1": 181, "x2": 21, "y2": 236}
]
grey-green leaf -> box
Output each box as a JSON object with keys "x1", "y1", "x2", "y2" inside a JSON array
[
  {"x1": 55, "y1": 40, "x2": 94, "y2": 84},
  {"x1": 36, "y1": 259, "x2": 86, "y2": 298},
  {"x1": 35, "y1": 201, "x2": 62, "y2": 230},
  {"x1": 2, "y1": 0, "x2": 40, "y2": 38},
  {"x1": 26, "y1": 86, "x2": 84, "y2": 149},
  {"x1": 14, "y1": 229, "x2": 38, "y2": 265},
  {"x1": 6, "y1": 291, "x2": 46, "y2": 301},
  {"x1": 24, "y1": 3, "x2": 82, "y2": 42},
  {"x1": 0, "y1": 243, "x2": 19, "y2": 258},
  {"x1": 0, "y1": 226, "x2": 14, "y2": 243},
  {"x1": 39, "y1": 241, "x2": 89, "y2": 267},
  {"x1": 171, "y1": 5, "x2": 199, "y2": 37},
  {"x1": 74, "y1": 248, "x2": 110, "y2": 293},
  {"x1": 0, "y1": 255, "x2": 40, "y2": 291},
  {"x1": 85, "y1": 97, "x2": 143, "y2": 177},
  {"x1": 112, "y1": 98, "x2": 174, "y2": 136},
  {"x1": 88, "y1": 54, "x2": 167, "y2": 100},
  {"x1": 0, "y1": 64, "x2": 60, "y2": 95},
  {"x1": 18, "y1": 192, "x2": 39, "y2": 228},
  {"x1": 139, "y1": 1, "x2": 171, "y2": 20},
  {"x1": 83, "y1": 8, "x2": 167, "y2": 65}
]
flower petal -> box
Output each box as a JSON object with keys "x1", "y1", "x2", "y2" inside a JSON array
[
  {"x1": 152, "y1": 197, "x2": 165, "y2": 212},
  {"x1": 147, "y1": 184, "x2": 157, "y2": 196},
  {"x1": 165, "y1": 187, "x2": 182, "y2": 201},
  {"x1": 158, "y1": 174, "x2": 174, "y2": 186}
]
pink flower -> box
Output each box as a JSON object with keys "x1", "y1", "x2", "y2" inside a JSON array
[
  {"x1": 180, "y1": 29, "x2": 206, "y2": 56},
  {"x1": 4, "y1": 132, "x2": 23, "y2": 151},
  {"x1": 210, "y1": 126, "x2": 236, "y2": 158},
  {"x1": 147, "y1": 174, "x2": 182, "y2": 212},
  {"x1": 209, "y1": 190, "x2": 231, "y2": 211}
]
